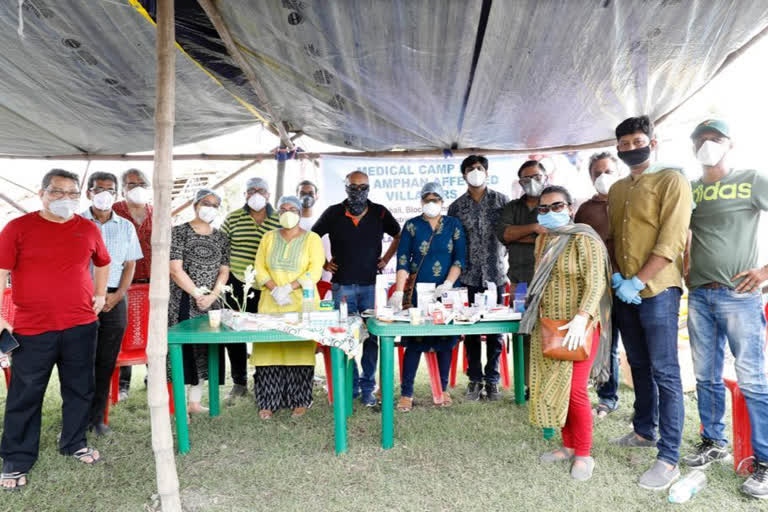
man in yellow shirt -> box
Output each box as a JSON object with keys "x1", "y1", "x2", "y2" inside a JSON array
[{"x1": 608, "y1": 115, "x2": 692, "y2": 491}]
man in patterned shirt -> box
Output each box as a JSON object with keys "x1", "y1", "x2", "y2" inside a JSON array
[{"x1": 448, "y1": 155, "x2": 509, "y2": 401}]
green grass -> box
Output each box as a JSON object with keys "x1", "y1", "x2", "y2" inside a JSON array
[{"x1": 0, "y1": 359, "x2": 761, "y2": 512}]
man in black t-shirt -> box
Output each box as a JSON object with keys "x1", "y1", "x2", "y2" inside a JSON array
[{"x1": 313, "y1": 171, "x2": 401, "y2": 407}]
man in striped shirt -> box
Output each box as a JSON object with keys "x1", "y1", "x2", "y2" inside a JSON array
[{"x1": 220, "y1": 177, "x2": 280, "y2": 399}]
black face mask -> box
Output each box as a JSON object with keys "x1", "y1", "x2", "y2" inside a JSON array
[
  {"x1": 617, "y1": 145, "x2": 651, "y2": 167},
  {"x1": 345, "y1": 187, "x2": 369, "y2": 215},
  {"x1": 300, "y1": 194, "x2": 315, "y2": 209}
]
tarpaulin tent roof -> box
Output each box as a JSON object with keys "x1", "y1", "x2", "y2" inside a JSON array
[{"x1": 2, "y1": 0, "x2": 768, "y2": 156}]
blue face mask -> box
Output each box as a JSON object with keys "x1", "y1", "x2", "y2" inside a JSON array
[{"x1": 537, "y1": 211, "x2": 571, "y2": 230}]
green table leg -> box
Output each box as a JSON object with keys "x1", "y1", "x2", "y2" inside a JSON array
[
  {"x1": 330, "y1": 347, "x2": 348, "y2": 455},
  {"x1": 513, "y1": 334, "x2": 525, "y2": 405},
  {"x1": 543, "y1": 428, "x2": 555, "y2": 440},
  {"x1": 345, "y1": 356, "x2": 354, "y2": 418},
  {"x1": 380, "y1": 336, "x2": 395, "y2": 449},
  {"x1": 208, "y1": 344, "x2": 220, "y2": 417},
  {"x1": 169, "y1": 343, "x2": 190, "y2": 454}
]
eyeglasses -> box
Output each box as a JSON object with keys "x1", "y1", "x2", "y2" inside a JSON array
[
  {"x1": 346, "y1": 184, "x2": 369, "y2": 192},
  {"x1": 46, "y1": 188, "x2": 81, "y2": 200},
  {"x1": 537, "y1": 201, "x2": 570, "y2": 214},
  {"x1": 124, "y1": 182, "x2": 148, "y2": 190},
  {"x1": 519, "y1": 175, "x2": 544, "y2": 185},
  {"x1": 90, "y1": 187, "x2": 116, "y2": 195}
]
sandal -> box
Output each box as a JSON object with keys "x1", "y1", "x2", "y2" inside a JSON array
[
  {"x1": 1, "y1": 472, "x2": 27, "y2": 491},
  {"x1": 73, "y1": 447, "x2": 101, "y2": 465},
  {"x1": 259, "y1": 409, "x2": 273, "y2": 420},
  {"x1": 291, "y1": 407, "x2": 307, "y2": 418},
  {"x1": 593, "y1": 403, "x2": 616, "y2": 419},
  {"x1": 440, "y1": 393, "x2": 453, "y2": 407},
  {"x1": 397, "y1": 396, "x2": 413, "y2": 412}
]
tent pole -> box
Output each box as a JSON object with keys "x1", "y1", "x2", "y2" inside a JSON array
[
  {"x1": 197, "y1": 0, "x2": 294, "y2": 151},
  {"x1": 170, "y1": 158, "x2": 262, "y2": 216},
  {"x1": 0, "y1": 192, "x2": 28, "y2": 214},
  {"x1": 148, "y1": 1, "x2": 182, "y2": 511}
]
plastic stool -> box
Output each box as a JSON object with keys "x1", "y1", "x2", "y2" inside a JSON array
[
  {"x1": 724, "y1": 378, "x2": 756, "y2": 475},
  {"x1": 448, "y1": 337, "x2": 510, "y2": 390}
]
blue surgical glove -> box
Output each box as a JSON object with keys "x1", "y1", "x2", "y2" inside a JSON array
[
  {"x1": 611, "y1": 272, "x2": 624, "y2": 289},
  {"x1": 616, "y1": 276, "x2": 645, "y2": 305}
]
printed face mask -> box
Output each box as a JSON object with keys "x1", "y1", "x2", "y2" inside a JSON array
[
  {"x1": 300, "y1": 194, "x2": 315, "y2": 209},
  {"x1": 696, "y1": 140, "x2": 728, "y2": 167},
  {"x1": 345, "y1": 187, "x2": 369, "y2": 215}
]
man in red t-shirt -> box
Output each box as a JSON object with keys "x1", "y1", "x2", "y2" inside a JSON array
[
  {"x1": 0, "y1": 169, "x2": 111, "y2": 490},
  {"x1": 113, "y1": 168, "x2": 153, "y2": 399}
]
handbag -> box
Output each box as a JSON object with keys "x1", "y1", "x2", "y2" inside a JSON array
[
  {"x1": 540, "y1": 317, "x2": 594, "y2": 361},
  {"x1": 402, "y1": 228, "x2": 437, "y2": 310}
]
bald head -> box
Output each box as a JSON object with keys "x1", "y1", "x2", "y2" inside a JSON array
[{"x1": 344, "y1": 171, "x2": 369, "y2": 186}]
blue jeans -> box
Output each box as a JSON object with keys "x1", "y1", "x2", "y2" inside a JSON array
[
  {"x1": 333, "y1": 283, "x2": 377, "y2": 396},
  {"x1": 687, "y1": 287, "x2": 768, "y2": 461},
  {"x1": 596, "y1": 310, "x2": 621, "y2": 409},
  {"x1": 614, "y1": 287, "x2": 684, "y2": 465},
  {"x1": 464, "y1": 284, "x2": 503, "y2": 385}
]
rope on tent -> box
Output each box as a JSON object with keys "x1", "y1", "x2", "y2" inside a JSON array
[{"x1": 17, "y1": 0, "x2": 25, "y2": 38}]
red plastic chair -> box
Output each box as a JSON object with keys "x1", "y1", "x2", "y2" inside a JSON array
[
  {"x1": 448, "y1": 336, "x2": 511, "y2": 390},
  {"x1": 0, "y1": 288, "x2": 15, "y2": 388},
  {"x1": 721, "y1": 302, "x2": 768, "y2": 475},
  {"x1": 317, "y1": 280, "x2": 332, "y2": 300},
  {"x1": 104, "y1": 284, "x2": 175, "y2": 424}
]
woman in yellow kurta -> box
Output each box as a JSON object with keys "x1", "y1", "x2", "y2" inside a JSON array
[
  {"x1": 519, "y1": 186, "x2": 611, "y2": 482},
  {"x1": 250, "y1": 195, "x2": 324, "y2": 419}
]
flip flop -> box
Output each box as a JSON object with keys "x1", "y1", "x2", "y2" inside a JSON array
[
  {"x1": 1, "y1": 472, "x2": 27, "y2": 491},
  {"x1": 73, "y1": 447, "x2": 101, "y2": 465}
]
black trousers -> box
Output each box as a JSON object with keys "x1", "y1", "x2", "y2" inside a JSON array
[
  {"x1": 0, "y1": 321, "x2": 98, "y2": 473},
  {"x1": 464, "y1": 284, "x2": 504, "y2": 384},
  {"x1": 224, "y1": 275, "x2": 260, "y2": 386},
  {"x1": 88, "y1": 296, "x2": 127, "y2": 426}
]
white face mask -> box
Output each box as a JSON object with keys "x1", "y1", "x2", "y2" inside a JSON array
[
  {"x1": 466, "y1": 169, "x2": 487, "y2": 187},
  {"x1": 198, "y1": 205, "x2": 218, "y2": 224},
  {"x1": 593, "y1": 172, "x2": 618, "y2": 196},
  {"x1": 48, "y1": 198, "x2": 80, "y2": 220},
  {"x1": 126, "y1": 186, "x2": 151, "y2": 205},
  {"x1": 92, "y1": 191, "x2": 115, "y2": 211},
  {"x1": 696, "y1": 140, "x2": 728, "y2": 167},
  {"x1": 422, "y1": 202, "x2": 442, "y2": 218},
  {"x1": 279, "y1": 211, "x2": 300, "y2": 229},
  {"x1": 247, "y1": 192, "x2": 267, "y2": 211}
]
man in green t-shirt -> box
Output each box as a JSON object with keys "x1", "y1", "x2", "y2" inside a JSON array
[{"x1": 683, "y1": 119, "x2": 768, "y2": 500}]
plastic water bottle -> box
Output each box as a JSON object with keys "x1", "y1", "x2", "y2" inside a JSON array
[
  {"x1": 301, "y1": 272, "x2": 314, "y2": 323},
  {"x1": 668, "y1": 470, "x2": 707, "y2": 504},
  {"x1": 339, "y1": 296, "x2": 348, "y2": 325}
]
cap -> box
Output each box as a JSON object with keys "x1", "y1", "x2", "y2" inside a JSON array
[
  {"x1": 277, "y1": 195, "x2": 302, "y2": 211},
  {"x1": 691, "y1": 119, "x2": 730, "y2": 140},
  {"x1": 420, "y1": 181, "x2": 445, "y2": 199},
  {"x1": 193, "y1": 187, "x2": 221, "y2": 205},
  {"x1": 246, "y1": 176, "x2": 269, "y2": 191}
]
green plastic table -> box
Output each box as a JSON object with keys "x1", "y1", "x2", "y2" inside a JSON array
[
  {"x1": 167, "y1": 316, "x2": 354, "y2": 455},
  {"x1": 366, "y1": 318, "x2": 523, "y2": 450}
]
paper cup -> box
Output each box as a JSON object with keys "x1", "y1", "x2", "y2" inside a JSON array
[{"x1": 208, "y1": 310, "x2": 222, "y2": 328}]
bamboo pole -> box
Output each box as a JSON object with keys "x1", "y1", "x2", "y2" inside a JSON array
[
  {"x1": 196, "y1": 0, "x2": 294, "y2": 151},
  {"x1": 0, "y1": 139, "x2": 616, "y2": 162},
  {"x1": 275, "y1": 158, "x2": 286, "y2": 201},
  {"x1": 147, "y1": 1, "x2": 182, "y2": 510},
  {"x1": 0, "y1": 192, "x2": 28, "y2": 214},
  {"x1": 170, "y1": 158, "x2": 261, "y2": 216}
]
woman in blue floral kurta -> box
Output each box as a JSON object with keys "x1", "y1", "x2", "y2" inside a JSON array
[{"x1": 390, "y1": 182, "x2": 467, "y2": 411}]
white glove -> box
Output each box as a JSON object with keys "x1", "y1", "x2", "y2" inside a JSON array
[
  {"x1": 558, "y1": 314, "x2": 589, "y2": 351},
  {"x1": 388, "y1": 291, "x2": 404, "y2": 312},
  {"x1": 271, "y1": 285, "x2": 293, "y2": 306},
  {"x1": 435, "y1": 280, "x2": 454, "y2": 297}
]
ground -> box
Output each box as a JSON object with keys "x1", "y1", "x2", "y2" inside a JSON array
[{"x1": 0, "y1": 359, "x2": 758, "y2": 512}]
